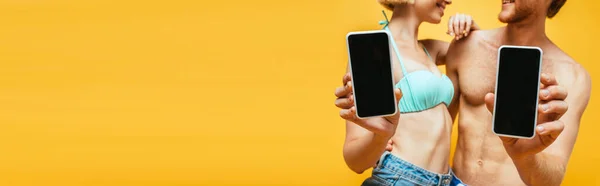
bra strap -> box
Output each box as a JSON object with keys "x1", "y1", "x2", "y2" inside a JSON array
[
  {"x1": 422, "y1": 44, "x2": 433, "y2": 62},
  {"x1": 380, "y1": 11, "x2": 418, "y2": 111},
  {"x1": 379, "y1": 20, "x2": 409, "y2": 76}
]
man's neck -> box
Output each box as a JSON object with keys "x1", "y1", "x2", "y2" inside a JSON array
[
  {"x1": 387, "y1": 6, "x2": 421, "y2": 50},
  {"x1": 502, "y1": 17, "x2": 549, "y2": 46}
]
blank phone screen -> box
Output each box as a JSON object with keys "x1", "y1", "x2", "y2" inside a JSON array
[
  {"x1": 493, "y1": 47, "x2": 542, "y2": 138},
  {"x1": 347, "y1": 32, "x2": 396, "y2": 118}
]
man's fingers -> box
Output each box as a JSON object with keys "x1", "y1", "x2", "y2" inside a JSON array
[
  {"x1": 536, "y1": 120, "x2": 565, "y2": 140},
  {"x1": 539, "y1": 85, "x2": 568, "y2": 101},
  {"x1": 334, "y1": 82, "x2": 352, "y2": 98},
  {"x1": 540, "y1": 73, "x2": 558, "y2": 86},
  {"x1": 335, "y1": 97, "x2": 354, "y2": 109},
  {"x1": 499, "y1": 136, "x2": 518, "y2": 145},
  {"x1": 539, "y1": 100, "x2": 568, "y2": 116},
  {"x1": 484, "y1": 93, "x2": 495, "y2": 113}
]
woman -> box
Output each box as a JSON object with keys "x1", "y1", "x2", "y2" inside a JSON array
[{"x1": 334, "y1": 0, "x2": 478, "y2": 185}]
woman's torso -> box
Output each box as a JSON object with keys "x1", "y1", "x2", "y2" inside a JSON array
[{"x1": 388, "y1": 41, "x2": 454, "y2": 174}]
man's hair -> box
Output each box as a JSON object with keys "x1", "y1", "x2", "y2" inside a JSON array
[{"x1": 547, "y1": 0, "x2": 567, "y2": 18}]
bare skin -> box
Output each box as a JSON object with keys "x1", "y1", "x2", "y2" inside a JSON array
[
  {"x1": 446, "y1": 27, "x2": 591, "y2": 185},
  {"x1": 353, "y1": 0, "x2": 589, "y2": 184},
  {"x1": 335, "y1": 0, "x2": 480, "y2": 174}
]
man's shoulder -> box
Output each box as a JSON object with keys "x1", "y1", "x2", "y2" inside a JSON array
[
  {"x1": 546, "y1": 45, "x2": 577, "y2": 65},
  {"x1": 556, "y1": 60, "x2": 590, "y2": 88},
  {"x1": 547, "y1": 47, "x2": 591, "y2": 94},
  {"x1": 445, "y1": 28, "x2": 503, "y2": 66},
  {"x1": 468, "y1": 28, "x2": 502, "y2": 41},
  {"x1": 449, "y1": 28, "x2": 502, "y2": 51},
  {"x1": 545, "y1": 45, "x2": 586, "y2": 78},
  {"x1": 552, "y1": 53, "x2": 592, "y2": 113}
]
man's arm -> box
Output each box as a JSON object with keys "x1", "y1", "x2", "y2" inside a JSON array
[{"x1": 512, "y1": 67, "x2": 591, "y2": 186}]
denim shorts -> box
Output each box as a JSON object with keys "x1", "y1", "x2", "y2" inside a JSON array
[{"x1": 361, "y1": 151, "x2": 467, "y2": 186}]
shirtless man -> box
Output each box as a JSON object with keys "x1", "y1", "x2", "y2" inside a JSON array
[{"x1": 445, "y1": 0, "x2": 592, "y2": 185}]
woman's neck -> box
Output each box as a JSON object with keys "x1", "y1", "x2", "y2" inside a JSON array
[{"x1": 387, "y1": 5, "x2": 422, "y2": 50}]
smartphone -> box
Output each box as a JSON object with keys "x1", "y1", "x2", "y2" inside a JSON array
[
  {"x1": 492, "y1": 45, "x2": 543, "y2": 139},
  {"x1": 346, "y1": 30, "x2": 397, "y2": 119}
]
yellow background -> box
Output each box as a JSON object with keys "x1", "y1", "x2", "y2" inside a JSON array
[{"x1": 0, "y1": 0, "x2": 597, "y2": 185}]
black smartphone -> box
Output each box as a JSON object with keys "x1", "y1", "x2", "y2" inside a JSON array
[
  {"x1": 346, "y1": 30, "x2": 397, "y2": 119},
  {"x1": 492, "y1": 45, "x2": 543, "y2": 139}
]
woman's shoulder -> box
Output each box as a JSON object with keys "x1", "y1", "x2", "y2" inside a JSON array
[
  {"x1": 418, "y1": 39, "x2": 448, "y2": 49},
  {"x1": 418, "y1": 39, "x2": 449, "y2": 55},
  {"x1": 418, "y1": 39, "x2": 450, "y2": 65}
]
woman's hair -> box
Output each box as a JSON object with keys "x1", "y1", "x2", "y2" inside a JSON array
[
  {"x1": 547, "y1": 0, "x2": 566, "y2": 18},
  {"x1": 378, "y1": 0, "x2": 415, "y2": 11}
]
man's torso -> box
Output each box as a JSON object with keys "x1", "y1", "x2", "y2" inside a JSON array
[{"x1": 447, "y1": 28, "x2": 579, "y2": 186}]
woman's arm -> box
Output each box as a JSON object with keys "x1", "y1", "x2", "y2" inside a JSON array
[
  {"x1": 343, "y1": 121, "x2": 391, "y2": 174},
  {"x1": 336, "y1": 66, "x2": 402, "y2": 174},
  {"x1": 421, "y1": 13, "x2": 480, "y2": 66}
]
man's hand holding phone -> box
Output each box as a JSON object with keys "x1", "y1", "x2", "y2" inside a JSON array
[
  {"x1": 484, "y1": 72, "x2": 568, "y2": 160},
  {"x1": 335, "y1": 73, "x2": 403, "y2": 140}
]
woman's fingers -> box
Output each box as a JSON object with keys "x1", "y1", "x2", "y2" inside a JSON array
[
  {"x1": 464, "y1": 15, "x2": 473, "y2": 37},
  {"x1": 334, "y1": 81, "x2": 352, "y2": 98},
  {"x1": 458, "y1": 14, "x2": 466, "y2": 39},
  {"x1": 447, "y1": 15, "x2": 455, "y2": 36},
  {"x1": 453, "y1": 13, "x2": 461, "y2": 40},
  {"x1": 335, "y1": 96, "x2": 354, "y2": 109},
  {"x1": 339, "y1": 107, "x2": 358, "y2": 122},
  {"x1": 342, "y1": 73, "x2": 351, "y2": 85}
]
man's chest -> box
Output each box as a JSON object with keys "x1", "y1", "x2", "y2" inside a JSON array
[
  {"x1": 457, "y1": 52, "x2": 556, "y2": 105},
  {"x1": 457, "y1": 52, "x2": 498, "y2": 105}
]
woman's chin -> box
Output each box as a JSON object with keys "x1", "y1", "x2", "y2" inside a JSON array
[{"x1": 427, "y1": 17, "x2": 442, "y2": 24}]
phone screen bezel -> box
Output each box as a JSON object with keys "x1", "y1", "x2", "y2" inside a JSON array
[
  {"x1": 492, "y1": 45, "x2": 543, "y2": 139},
  {"x1": 345, "y1": 30, "x2": 398, "y2": 119}
]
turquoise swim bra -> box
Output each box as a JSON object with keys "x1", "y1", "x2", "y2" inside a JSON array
[{"x1": 378, "y1": 13, "x2": 455, "y2": 113}]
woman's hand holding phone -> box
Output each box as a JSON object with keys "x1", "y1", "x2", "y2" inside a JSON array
[{"x1": 335, "y1": 73, "x2": 403, "y2": 140}]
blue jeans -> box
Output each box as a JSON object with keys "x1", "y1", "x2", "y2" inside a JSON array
[{"x1": 362, "y1": 151, "x2": 467, "y2": 186}]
